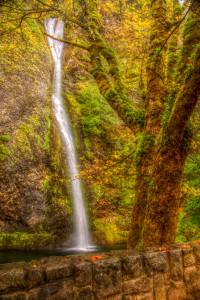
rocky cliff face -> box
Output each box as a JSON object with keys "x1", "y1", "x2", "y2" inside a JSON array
[{"x1": 0, "y1": 19, "x2": 72, "y2": 247}]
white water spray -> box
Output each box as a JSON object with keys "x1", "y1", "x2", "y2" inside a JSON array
[{"x1": 45, "y1": 18, "x2": 93, "y2": 250}]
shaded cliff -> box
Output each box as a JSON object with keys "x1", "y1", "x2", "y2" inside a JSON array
[{"x1": 0, "y1": 18, "x2": 72, "y2": 247}]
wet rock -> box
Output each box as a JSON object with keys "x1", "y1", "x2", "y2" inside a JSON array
[
  {"x1": 27, "y1": 280, "x2": 75, "y2": 300},
  {"x1": 193, "y1": 244, "x2": 200, "y2": 263},
  {"x1": 74, "y1": 261, "x2": 92, "y2": 287},
  {"x1": 45, "y1": 261, "x2": 73, "y2": 281},
  {"x1": 122, "y1": 255, "x2": 145, "y2": 280},
  {"x1": 168, "y1": 249, "x2": 183, "y2": 281},
  {"x1": 184, "y1": 266, "x2": 200, "y2": 297},
  {"x1": 143, "y1": 252, "x2": 169, "y2": 276},
  {"x1": 123, "y1": 293, "x2": 152, "y2": 300},
  {"x1": 76, "y1": 286, "x2": 92, "y2": 300},
  {"x1": 135, "y1": 295, "x2": 153, "y2": 300},
  {"x1": 0, "y1": 293, "x2": 27, "y2": 300},
  {"x1": 153, "y1": 273, "x2": 170, "y2": 300},
  {"x1": 182, "y1": 248, "x2": 196, "y2": 267},
  {"x1": 123, "y1": 277, "x2": 153, "y2": 295},
  {"x1": 106, "y1": 294, "x2": 123, "y2": 300},
  {"x1": 0, "y1": 268, "x2": 27, "y2": 291},
  {"x1": 27, "y1": 268, "x2": 44, "y2": 286},
  {"x1": 167, "y1": 281, "x2": 187, "y2": 300},
  {"x1": 93, "y1": 257, "x2": 122, "y2": 299}
]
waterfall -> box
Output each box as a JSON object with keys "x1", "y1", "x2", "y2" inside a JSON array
[{"x1": 45, "y1": 18, "x2": 93, "y2": 250}]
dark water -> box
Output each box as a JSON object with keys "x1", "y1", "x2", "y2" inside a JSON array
[{"x1": 0, "y1": 244, "x2": 126, "y2": 264}]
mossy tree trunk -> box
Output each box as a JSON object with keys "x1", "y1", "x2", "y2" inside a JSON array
[
  {"x1": 128, "y1": 0, "x2": 200, "y2": 248},
  {"x1": 129, "y1": 0, "x2": 169, "y2": 247}
]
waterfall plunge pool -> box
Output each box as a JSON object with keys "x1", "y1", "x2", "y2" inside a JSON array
[{"x1": 0, "y1": 244, "x2": 126, "y2": 264}]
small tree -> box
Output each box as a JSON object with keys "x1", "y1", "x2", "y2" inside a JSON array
[{"x1": 1, "y1": 0, "x2": 200, "y2": 247}]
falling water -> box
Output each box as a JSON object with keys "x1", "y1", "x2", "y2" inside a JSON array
[{"x1": 45, "y1": 18, "x2": 92, "y2": 250}]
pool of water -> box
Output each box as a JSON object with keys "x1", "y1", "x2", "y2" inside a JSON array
[{"x1": 0, "y1": 244, "x2": 126, "y2": 264}]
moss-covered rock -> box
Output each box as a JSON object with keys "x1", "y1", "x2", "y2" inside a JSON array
[{"x1": 0, "y1": 16, "x2": 72, "y2": 247}]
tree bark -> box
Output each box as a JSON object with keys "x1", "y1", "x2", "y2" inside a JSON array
[{"x1": 128, "y1": 0, "x2": 200, "y2": 248}]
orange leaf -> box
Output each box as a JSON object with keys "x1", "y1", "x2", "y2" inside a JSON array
[
  {"x1": 32, "y1": 265, "x2": 37, "y2": 268},
  {"x1": 153, "y1": 247, "x2": 169, "y2": 252},
  {"x1": 91, "y1": 256, "x2": 104, "y2": 261}
]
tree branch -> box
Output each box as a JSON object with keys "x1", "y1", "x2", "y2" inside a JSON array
[
  {"x1": 155, "y1": 0, "x2": 196, "y2": 67},
  {"x1": 44, "y1": 32, "x2": 89, "y2": 50},
  {"x1": 167, "y1": 46, "x2": 200, "y2": 144},
  {"x1": 35, "y1": 0, "x2": 88, "y2": 31}
]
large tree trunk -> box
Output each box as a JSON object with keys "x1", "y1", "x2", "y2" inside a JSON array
[
  {"x1": 128, "y1": 0, "x2": 200, "y2": 248},
  {"x1": 128, "y1": 0, "x2": 168, "y2": 248},
  {"x1": 143, "y1": 148, "x2": 185, "y2": 245},
  {"x1": 128, "y1": 145, "x2": 186, "y2": 248}
]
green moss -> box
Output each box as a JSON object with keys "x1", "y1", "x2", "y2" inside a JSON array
[
  {"x1": 0, "y1": 135, "x2": 10, "y2": 162},
  {"x1": 135, "y1": 133, "x2": 155, "y2": 165},
  {"x1": 0, "y1": 146, "x2": 10, "y2": 161},
  {"x1": 140, "y1": 88, "x2": 147, "y2": 100},
  {"x1": 162, "y1": 101, "x2": 171, "y2": 128},
  {"x1": 0, "y1": 136, "x2": 11, "y2": 142},
  {"x1": 106, "y1": 91, "x2": 145, "y2": 127},
  {"x1": 12, "y1": 116, "x2": 40, "y2": 160},
  {"x1": 43, "y1": 107, "x2": 51, "y2": 152},
  {"x1": 0, "y1": 232, "x2": 53, "y2": 249}
]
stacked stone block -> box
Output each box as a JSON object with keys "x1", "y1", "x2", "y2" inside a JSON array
[{"x1": 0, "y1": 243, "x2": 199, "y2": 299}]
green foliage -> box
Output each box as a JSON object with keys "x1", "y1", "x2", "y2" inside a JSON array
[
  {"x1": 176, "y1": 148, "x2": 200, "y2": 242},
  {"x1": 74, "y1": 83, "x2": 120, "y2": 137},
  {"x1": 94, "y1": 218, "x2": 128, "y2": 243},
  {"x1": 176, "y1": 211, "x2": 200, "y2": 243}
]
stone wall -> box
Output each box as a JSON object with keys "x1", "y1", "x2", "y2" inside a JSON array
[{"x1": 0, "y1": 242, "x2": 200, "y2": 299}]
